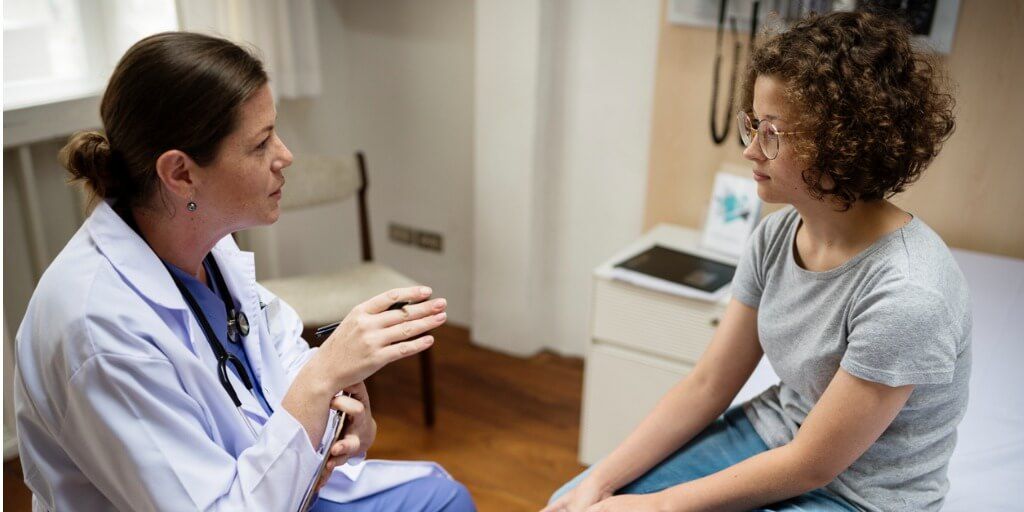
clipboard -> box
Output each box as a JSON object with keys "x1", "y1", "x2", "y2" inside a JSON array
[{"x1": 296, "y1": 393, "x2": 352, "y2": 511}]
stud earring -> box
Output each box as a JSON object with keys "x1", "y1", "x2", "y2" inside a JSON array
[{"x1": 186, "y1": 199, "x2": 198, "y2": 212}]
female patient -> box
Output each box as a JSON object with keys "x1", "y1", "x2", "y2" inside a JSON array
[
  {"x1": 546, "y1": 11, "x2": 965, "y2": 512},
  {"x1": 14, "y1": 32, "x2": 474, "y2": 511}
]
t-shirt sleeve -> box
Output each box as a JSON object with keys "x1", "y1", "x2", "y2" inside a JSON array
[
  {"x1": 731, "y1": 215, "x2": 770, "y2": 309},
  {"x1": 840, "y1": 282, "x2": 959, "y2": 387}
]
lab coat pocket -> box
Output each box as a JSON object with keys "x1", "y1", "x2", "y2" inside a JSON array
[{"x1": 261, "y1": 296, "x2": 283, "y2": 334}]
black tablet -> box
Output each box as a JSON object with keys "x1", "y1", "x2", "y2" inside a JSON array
[{"x1": 614, "y1": 245, "x2": 736, "y2": 293}]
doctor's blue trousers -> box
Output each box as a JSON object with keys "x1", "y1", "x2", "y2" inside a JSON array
[{"x1": 312, "y1": 474, "x2": 475, "y2": 512}]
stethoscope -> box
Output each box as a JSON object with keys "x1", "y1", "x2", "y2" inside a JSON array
[
  {"x1": 164, "y1": 254, "x2": 262, "y2": 439},
  {"x1": 708, "y1": 0, "x2": 760, "y2": 146},
  {"x1": 123, "y1": 208, "x2": 264, "y2": 438}
]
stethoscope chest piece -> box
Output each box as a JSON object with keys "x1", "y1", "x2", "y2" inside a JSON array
[{"x1": 227, "y1": 309, "x2": 250, "y2": 343}]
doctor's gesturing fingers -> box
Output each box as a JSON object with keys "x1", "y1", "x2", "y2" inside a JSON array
[
  {"x1": 283, "y1": 285, "x2": 445, "y2": 446},
  {"x1": 320, "y1": 285, "x2": 445, "y2": 387}
]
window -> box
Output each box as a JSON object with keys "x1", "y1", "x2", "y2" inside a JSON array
[{"x1": 3, "y1": 0, "x2": 179, "y2": 111}]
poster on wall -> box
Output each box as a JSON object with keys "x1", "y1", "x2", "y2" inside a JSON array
[{"x1": 700, "y1": 167, "x2": 761, "y2": 259}]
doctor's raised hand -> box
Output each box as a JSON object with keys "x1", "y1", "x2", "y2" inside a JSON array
[
  {"x1": 285, "y1": 286, "x2": 445, "y2": 447},
  {"x1": 13, "y1": 31, "x2": 474, "y2": 512},
  {"x1": 314, "y1": 287, "x2": 444, "y2": 386}
]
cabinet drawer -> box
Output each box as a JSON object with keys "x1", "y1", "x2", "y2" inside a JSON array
[
  {"x1": 579, "y1": 342, "x2": 692, "y2": 465},
  {"x1": 592, "y1": 277, "x2": 725, "y2": 364}
]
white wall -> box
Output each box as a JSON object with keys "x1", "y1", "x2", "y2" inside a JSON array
[
  {"x1": 473, "y1": 0, "x2": 660, "y2": 356},
  {"x1": 542, "y1": 0, "x2": 661, "y2": 356},
  {"x1": 263, "y1": 0, "x2": 475, "y2": 325},
  {"x1": 472, "y1": 0, "x2": 548, "y2": 356}
]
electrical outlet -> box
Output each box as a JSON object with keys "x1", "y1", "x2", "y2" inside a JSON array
[
  {"x1": 416, "y1": 230, "x2": 443, "y2": 252},
  {"x1": 389, "y1": 223, "x2": 443, "y2": 253},
  {"x1": 388, "y1": 223, "x2": 414, "y2": 245}
]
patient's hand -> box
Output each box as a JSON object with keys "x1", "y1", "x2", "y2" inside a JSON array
[
  {"x1": 315, "y1": 382, "x2": 377, "y2": 491},
  {"x1": 540, "y1": 481, "x2": 611, "y2": 512},
  {"x1": 577, "y1": 493, "x2": 668, "y2": 512}
]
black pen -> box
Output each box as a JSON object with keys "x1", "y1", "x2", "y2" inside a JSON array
[{"x1": 313, "y1": 301, "x2": 413, "y2": 340}]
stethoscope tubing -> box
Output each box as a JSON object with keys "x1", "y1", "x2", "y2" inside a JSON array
[{"x1": 164, "y1": 256, "x2": 261, "y2": 438}]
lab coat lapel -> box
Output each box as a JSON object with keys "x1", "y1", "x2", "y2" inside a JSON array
[
  {"x1": 88, "y1": 203, "x2": 269, "y2": 434},
  {"x1": 210, "y1": 239, "x2": 288, "y2": 413},
  {"x1": 86, "y1": 201, "x2": 199, "y2": 353}
]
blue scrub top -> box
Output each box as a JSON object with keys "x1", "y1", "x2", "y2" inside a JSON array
[{"x1": 165, "y1": 258, "x2": 273, "y2": 416}]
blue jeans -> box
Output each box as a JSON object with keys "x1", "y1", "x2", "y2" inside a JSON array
[
  {"x1": 312, "y1": 474, "x2": 476, "y2": 512},
  {"x1": 551, "y1": 408, "x2": 858, "y2": 511}
]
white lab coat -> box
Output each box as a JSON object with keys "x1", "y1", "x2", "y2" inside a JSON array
[{"x1": 13, "y1": 201, "x2": 446, "y2": 511}]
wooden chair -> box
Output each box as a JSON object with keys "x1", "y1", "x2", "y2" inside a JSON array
[{"x1": 260, "y1": 152, "x2": 435, "y2": 426}]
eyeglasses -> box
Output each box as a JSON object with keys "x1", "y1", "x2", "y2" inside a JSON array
[{"x1": 737, "y1": 111, "x2": 809, "y2": 160}]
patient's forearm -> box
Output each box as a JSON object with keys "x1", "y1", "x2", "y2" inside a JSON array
[
  {"x1": 587, "y1": 374, "x2": 735, "y2": 493},
  {"x1": 659, "y1": 444, "x2": 821, "y2": 512}
]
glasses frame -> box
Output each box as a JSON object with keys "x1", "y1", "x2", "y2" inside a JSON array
[{"x1": 737, "y1": 111, "x2": 810, "y2": 160}]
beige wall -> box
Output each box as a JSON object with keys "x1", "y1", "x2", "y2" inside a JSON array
[{"x1": 644, "y1": 1, "x2": 1024, "y2": 259}]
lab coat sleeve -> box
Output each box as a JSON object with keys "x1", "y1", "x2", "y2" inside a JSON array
[
  {"x1": 60, "y1": 324, "x2": 321, "y2": 511},
  {"x1": 257, "y1": 282, "x2": 317, "y2": 382}
]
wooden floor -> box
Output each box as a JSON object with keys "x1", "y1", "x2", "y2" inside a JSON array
[{"x1": 3, "y1": 324, "x2": 587, "y2": 511}]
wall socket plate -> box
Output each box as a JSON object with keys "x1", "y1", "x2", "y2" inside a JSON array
[{"x1": 389, "y1": 222, "x2": 443, "y2": 253}]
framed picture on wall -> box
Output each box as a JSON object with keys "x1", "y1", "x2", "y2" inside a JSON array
[{"x1": 700, "y1": 167, "x2": 761, "y2": 259}]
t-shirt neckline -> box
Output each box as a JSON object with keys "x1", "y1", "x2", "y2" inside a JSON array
[{"x1": 787, "y1": 210, "x2": 918, "y2": 280}]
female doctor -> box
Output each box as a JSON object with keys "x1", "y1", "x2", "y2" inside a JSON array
[{"x1": 14, "y1": 32, "x2": 475, "y2": 511}]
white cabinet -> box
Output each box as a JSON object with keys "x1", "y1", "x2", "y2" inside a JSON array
[{"x1": 579, "y1": 224, "x2": 736, "y2": 465}]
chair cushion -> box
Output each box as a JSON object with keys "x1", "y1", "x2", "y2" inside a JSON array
[{"x1": 261, "y1": 262, "x2": 420, "y2": 328}]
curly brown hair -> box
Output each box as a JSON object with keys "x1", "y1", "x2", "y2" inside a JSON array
[{"x1": 739, "y1": 10, "x2": 955, "y2": 210}]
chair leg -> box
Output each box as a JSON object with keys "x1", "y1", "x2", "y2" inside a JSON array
[{"x1": 419, "y1": 347, "x2": 435, "y2": 427}]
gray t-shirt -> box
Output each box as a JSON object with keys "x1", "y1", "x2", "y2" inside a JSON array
[{"x1": 732, "y1": 207, "x2": 971, "y2": 512}]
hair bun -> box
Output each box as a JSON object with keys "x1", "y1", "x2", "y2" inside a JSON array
[{"x1": 60, "y1": 131, "x2": 119, "y2": 199}]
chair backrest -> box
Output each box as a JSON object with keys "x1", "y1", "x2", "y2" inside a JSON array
[{"x1": 279, "y1": 153, "x2": 364, "y2": 211}]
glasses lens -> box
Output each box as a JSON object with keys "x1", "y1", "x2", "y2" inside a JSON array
[
  {"x1": 760, "y1": 121, "x2": 780, "y2": 159},
  {"x1": 738, "y1": 112, "x2": 753, "y2": 146}
]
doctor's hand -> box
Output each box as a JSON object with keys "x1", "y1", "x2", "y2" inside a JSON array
[
  {"x1": 337, "y1": 382, "x2": 376, "y2": 459},
  {"x1": 285, "y1": 286, "x2": 441, "y2": 453},
  {"x1": 316, "y1": 286, "x2": 445, "y2": 390},
  {"x1": 315, "y1": 382, "x2": 377, "y2": 491}
]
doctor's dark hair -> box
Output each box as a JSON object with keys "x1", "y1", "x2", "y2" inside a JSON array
[
  {"x1": 739, "y1": 11, "x2": 955, "y2": 210},
  {"x1": 60, "y1": 32, "x2": 268, "y2": 208}
]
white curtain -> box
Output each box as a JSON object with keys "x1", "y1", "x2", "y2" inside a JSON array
[{"x1": 175, "y1": 0, "x2": 322, "y2": 100}]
